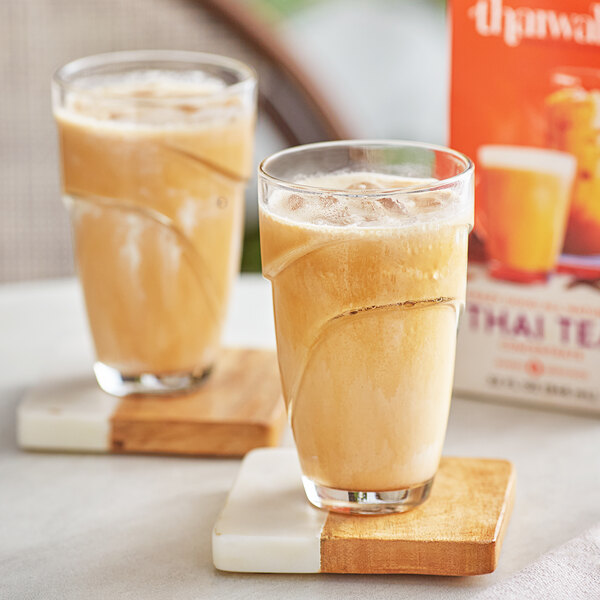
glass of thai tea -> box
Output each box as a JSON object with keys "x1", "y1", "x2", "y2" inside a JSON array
[
  {"x1": 258, "y1": 141, "x2": 474, "y2": 514},
  {"x1": 53, "y1": 51, "x2": 257, "y2": 396}
]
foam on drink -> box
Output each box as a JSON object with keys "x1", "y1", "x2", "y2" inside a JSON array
[
  {"x1": 54, "y1": 70, "x2": 250, "y2": 130},
  {"x1": 263, "y1": 171, "x2": 464, "y2": 229},
  {"x1": 478, "y1": 146, "x2": 576, "y2": 180}
]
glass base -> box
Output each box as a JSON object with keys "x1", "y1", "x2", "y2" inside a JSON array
[
  {"x1": 489, "y1": 262, "x2": 549, "y2": 284},
  {"x1": 93, "y1": 361, "x2": 211, "y2": 397},
  {"x1": 302, "y1": 476, "x2": 434, "y2": 515}
]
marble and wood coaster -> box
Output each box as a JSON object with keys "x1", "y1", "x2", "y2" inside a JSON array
[
  {"x1": 213, "y1": 448, "x2": 515, "y2": 575},
  {"x1": 18, "y1": 348, "x2": 286, "y2": 456}
]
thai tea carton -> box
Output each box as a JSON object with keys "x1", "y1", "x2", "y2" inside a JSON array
[{"x1": 450, "y1": 0, "x2": 600, "y2": 414}]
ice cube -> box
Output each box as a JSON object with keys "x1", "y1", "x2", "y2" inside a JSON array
[
  {"x1": 360, "y1": 198, "x2": 386, "y2": 221},
  {"x1": 379, "y1": 197, "x2": 408, "y2": 214},
  {"x1": 317, "y1": 205, "x2": 353, "y2": 226},
  {"x1": 131, "y1": 88, "x2": 155, "y2": 98},
  {"x1": 178, "y1": 104, "x2": 199, "y2": 114},
  {"x1": 417, "y1": 191, "x2": 451, "y2": 210},
  {"x1": 347, "y1": 180, "x2": 380, "y2": 190},
  {"x1": 421, "y1": 194, "x2": 443, "y2": 207},
  {"x1": 318, "y1": 194, "x2": 339, "y2": 209},
  {"x1": 287, "y1": 194, "x2": 304, "y2": 211}
]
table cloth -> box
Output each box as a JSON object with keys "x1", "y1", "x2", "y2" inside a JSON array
[{"x1": 1, "y1": 276, "x2": 599, "y2": 599}]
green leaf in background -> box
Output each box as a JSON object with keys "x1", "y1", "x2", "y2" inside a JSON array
[
  {"x1": 245, "y1": 0, "x2": 323, "y2": 22},
  {"x1": 241, "y1": 227, "x2": 263, "y2": 273},
  {"x1": 246, "y1": 0, "x2": 446, "y2": 22}
]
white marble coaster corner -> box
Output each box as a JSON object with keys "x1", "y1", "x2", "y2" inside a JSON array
[
  {"x1": 212, "y1": 448, "x2": 327, "y2": 573},
  {"x1": 18, "y1": 374, "x2": 119, "y2": 452}
]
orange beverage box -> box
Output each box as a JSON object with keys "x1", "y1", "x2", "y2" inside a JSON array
[{"x1": 450, "y1": 0, "x2": 600, "y2": 414}]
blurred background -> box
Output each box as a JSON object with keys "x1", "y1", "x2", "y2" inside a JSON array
[{"x1": 0, "y1": 0, "x2": 447, "y2": 280}]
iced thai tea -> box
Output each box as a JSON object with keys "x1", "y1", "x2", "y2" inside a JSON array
[
  {"x1": 477, "y1": 145, "x2": 576, "y2": 283},
  {"x1": 547, "y1": 68, "x2": 600, "y2": 255},
  {"x1": 53, "y1": 52, "x2": 256, "y2": 396},
  {"x1": 258, "y1": 141, "x2": 474, "y2": 514}
]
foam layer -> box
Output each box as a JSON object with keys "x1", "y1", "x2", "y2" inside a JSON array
[
  {"x1": 263, "y1": 171, "x2": 463, "y2": 229},
  {"x1": 547, "y1": 85, "x2": 600, "y2": 130},
  {"x1": 68, "y1": 68, "x2": 226, "y2": 95},
  {"x1": 55, "y1": 69, "x2": 248, "y2": 130},
  {"x1": 478, "y1": 145, "x2": 577, "y2": 179}
]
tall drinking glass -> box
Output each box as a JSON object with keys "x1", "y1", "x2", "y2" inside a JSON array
[
  {"x1": 258, "y1": 141, "x2": 474, "y2": 514},
  {"x1": 547, "y1": 67, "x2": 600, "y2": 255},
  {"x1": 477, "y1": 145, "x2": 575, "y2": 283},
  {"x1": 53, "y1": 51, "x2": 257, "y2": 396}
]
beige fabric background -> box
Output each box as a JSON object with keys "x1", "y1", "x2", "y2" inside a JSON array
[{"x1": 0, "y1": 0, "x2": 282, "y2": 282}]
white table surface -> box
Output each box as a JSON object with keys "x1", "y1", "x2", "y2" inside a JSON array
[{"x1": 1, "y1": 275, "x2": 599, "y2": 599}]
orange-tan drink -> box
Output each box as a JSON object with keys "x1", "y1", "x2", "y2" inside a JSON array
[
  {"x1": 52, "y1": 52, "x2": 256, "y2": 396},
  {"x1": 478, "y1": 145, "x2": 575, "y2": 284},
  {"x1": 547, "y1": 68, "x2": 600, "y2": 255},
  {"x1": 259, "y1": 141, "x2": 474, "y2": 514}
]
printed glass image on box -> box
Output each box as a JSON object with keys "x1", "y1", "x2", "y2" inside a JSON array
[
  {"x1": 477, "y1": 145, "x2": 575, "y2": 283},
  {"x1": 259, "y1": 141, "x2": 474, "y2": 514},
  {"x1": 53, "y1": 51, "x2": 257, "y2": 397}
]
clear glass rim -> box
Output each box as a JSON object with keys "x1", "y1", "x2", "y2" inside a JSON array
[
  {"x1": 52, "y1": 50, "x2": 257, "y2": 102},
  {"x1": 258, "y1": 139, "x2": 474, "y2": 197}
]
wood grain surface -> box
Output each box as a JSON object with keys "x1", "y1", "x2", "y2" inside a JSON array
[
  {"x1": 320, "y1": 457, "x2": 515, "y2": 575},
  {"x1": 110, "y1": 348, "x2": 286, "y2": 456}
]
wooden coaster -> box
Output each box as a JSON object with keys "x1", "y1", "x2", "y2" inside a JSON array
[
  {"x1": 18, "y1": 348, "x2": 286, "y2": 457},
  {"x1": 212, "y1": 448, "x2": 515, "y2": 575}
]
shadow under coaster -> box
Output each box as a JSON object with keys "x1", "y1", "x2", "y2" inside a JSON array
[
  {"x1": 212, "y1": 448, "x2": 515, "y2": 575},
  {"x1": 18, "y1": 348, "x2": 286, "y2": 456}
]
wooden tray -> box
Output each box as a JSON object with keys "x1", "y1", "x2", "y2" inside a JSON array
[
  {"x1": 18, "y1": 348, "x2": 286, "y2": 456},
  {"x1": 213, "y1": 448, "x2": 515, "y2": 575}
]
